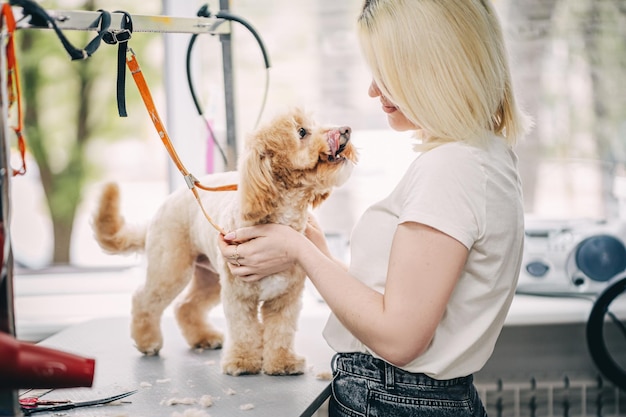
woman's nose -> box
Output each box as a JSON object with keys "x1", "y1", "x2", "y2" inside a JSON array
[{"x1": 368, "y1": 80, "x2": 380, "y2": 98}]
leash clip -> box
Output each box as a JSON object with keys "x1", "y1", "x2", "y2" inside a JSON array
[
  {"x1": 103, "y1": 29, "x2": 131, "y2": 45},
  {"x1": 184, "y1": 173, "x2": 198, "y2": 190}
]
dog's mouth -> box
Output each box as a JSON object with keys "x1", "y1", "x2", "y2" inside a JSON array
[{"x1": 321, "y1": 126, "x2": 351, "y2": 163}]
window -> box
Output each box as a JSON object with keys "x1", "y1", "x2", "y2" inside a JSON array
[{"x1": 9, "y1": 0, "x2": 626, "y2": 340}]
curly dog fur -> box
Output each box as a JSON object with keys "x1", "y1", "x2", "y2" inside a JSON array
[{"x1": 92, "y1": 108, "x2": 357, "y2": 376}]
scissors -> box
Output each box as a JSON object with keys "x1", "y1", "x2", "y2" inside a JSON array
[{"x1": 20, "y1": 390, "x2": 137, "y2": 415}]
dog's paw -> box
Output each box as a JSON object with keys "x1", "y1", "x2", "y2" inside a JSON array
[
  {"x1": 190, "y1": 331, "x2": 224, "y2": 350},
  {"x1": 221, "y1": 354, "x2": 263, "y2": 376},
  {"x1": 135, "y1": 341, "x2": 162, "y2": 356},
  {"x1": 131, "y1": 320, "x2": 163, "y2": 356},
  {"x1": 263, "y1": 351, "x2": 306, "y2": 376}
]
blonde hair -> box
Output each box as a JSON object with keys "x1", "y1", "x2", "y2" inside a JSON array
[{"x1": 358, "y1": 0, "x2": 529, "y2": 150}]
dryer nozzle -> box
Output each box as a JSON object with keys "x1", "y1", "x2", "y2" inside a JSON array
[{"x1": 0, "y1": 331, "x2": 95, "y2": 389}]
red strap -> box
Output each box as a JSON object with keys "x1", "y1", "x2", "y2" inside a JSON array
[{"x1": 2, "y1": 4, "x2": 27, "y2": 176}]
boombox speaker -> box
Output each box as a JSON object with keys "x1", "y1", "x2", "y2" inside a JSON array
[{"x1": 517, "y1": 219, "x2": 626, "y2": 295}]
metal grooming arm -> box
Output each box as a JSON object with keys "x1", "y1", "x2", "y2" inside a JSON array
[
  {"x1": 13, "y1": 7, "x2": 230, "y2": 34},
  {"x1": 0, "y1": 3, "x2": 237, "y2": 415}
]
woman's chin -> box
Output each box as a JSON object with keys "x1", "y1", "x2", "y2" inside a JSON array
[{"x1": 387, "y1": 115, "x2": 416, "y2": 132}]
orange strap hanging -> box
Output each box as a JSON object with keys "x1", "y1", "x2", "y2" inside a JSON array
[
  {"x1": 126, "y1": 48, "x2": 236, "y2": 234},
  {"x1": 2, "y1": 4, "x2": 27, "y2": 176}
]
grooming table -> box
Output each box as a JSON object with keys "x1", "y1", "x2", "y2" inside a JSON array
[{"x1": 35, "y1": 315, "x2": 334, "y2": 416}]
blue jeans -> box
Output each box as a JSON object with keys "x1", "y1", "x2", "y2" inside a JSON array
[{"x1": 329, "y1": 352, "x2": 487, "y2": 417}]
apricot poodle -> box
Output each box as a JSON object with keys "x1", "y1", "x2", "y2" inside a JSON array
[{"x1": 92, "y1": 108, "x2": 357, "y2": 376}]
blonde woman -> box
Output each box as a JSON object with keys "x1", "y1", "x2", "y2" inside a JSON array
[{"x1": 219, "y1": 0, "x2": 528, "y2": 415}]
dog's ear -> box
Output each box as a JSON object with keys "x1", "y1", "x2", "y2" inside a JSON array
[{"x1": 239, "y1": 149, "x2": 280, "y2": 222}]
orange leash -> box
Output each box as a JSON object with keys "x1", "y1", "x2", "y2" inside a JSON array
[
  {"x1": 2, "y1": 4, "x2": 27, "y2": 176},
  {"x1": 126, "y1": 48, "x2": 236, "y2": 234}
]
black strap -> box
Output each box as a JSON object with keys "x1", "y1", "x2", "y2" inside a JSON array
[
  {"x1": 186, "y1": 4, "x2": 212, "y2": 116},
  {"x1": 185, "y1": 4, "x2": 271, "y2": 167},
  {"x1": 103, "y1": 11, "x2": 133, "y2": 117},
  {"x1": 10, "y1": 0, "x2": 111, "y2": 60}
]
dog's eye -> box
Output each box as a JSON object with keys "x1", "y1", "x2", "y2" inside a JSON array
[{"x1": 298, "y1": 127, "x2": 307, "y2": 139}]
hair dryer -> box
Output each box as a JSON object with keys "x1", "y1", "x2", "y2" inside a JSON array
[{"x1": 0, "y1": 331, "x2": 95, "y2": 389}]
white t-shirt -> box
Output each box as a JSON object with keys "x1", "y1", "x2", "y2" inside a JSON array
[{"x1": 323, "y1": 134, "x2": 524, "y2": 380}]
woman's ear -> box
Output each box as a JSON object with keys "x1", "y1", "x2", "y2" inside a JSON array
[{"x1": 239, "y1": 149, "x2": 279, "y2": 223}]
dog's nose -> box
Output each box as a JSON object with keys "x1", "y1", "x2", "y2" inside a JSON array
[
  {"x1": 336, "y1": 126, "x2": 351, "y2": 155},
  {"x1": 340, "y1": 126, "x2": 351, "y2": 141}
]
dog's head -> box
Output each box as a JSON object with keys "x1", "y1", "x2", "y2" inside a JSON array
[{"x1": 239, "y1": 108, "x2": 358, "y2": 224}]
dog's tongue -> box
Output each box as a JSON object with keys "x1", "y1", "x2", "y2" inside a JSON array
[{"x1": 327, "y1": 130, "x2": 340, "y2": 156}]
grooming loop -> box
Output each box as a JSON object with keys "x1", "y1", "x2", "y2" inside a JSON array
[{"x1": 126, "y1": 49, "x2": 236, "y2": 234}]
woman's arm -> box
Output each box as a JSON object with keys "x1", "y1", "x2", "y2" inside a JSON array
[
  {"x1": 219, "y1": 221, "x2": 467, "y2": 366},
  {"x1": 302, "y1": 214, "x2": 349, "y2": 271}
]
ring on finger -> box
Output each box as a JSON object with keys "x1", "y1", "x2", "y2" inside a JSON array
[
  {"x1": 227, "y1": 245, "x2": 239, "y2": 260},
  {"x1": 229, "y1": 245, "x2": 241, "y2": 266}
]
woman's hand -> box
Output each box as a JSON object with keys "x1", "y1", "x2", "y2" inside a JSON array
[
  {"x1": 218, "y1": 223, "x2": 304, "y2": 282},
  {"x1": 303, "y1": 214, "x2": 332, "y2": 258}
]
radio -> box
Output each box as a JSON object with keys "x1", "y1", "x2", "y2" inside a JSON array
[{"x1": 517, "y1": 218, "x2": 626, "y2": 295}]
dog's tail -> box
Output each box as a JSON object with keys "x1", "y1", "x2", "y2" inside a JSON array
[{"x1": 92, "y1": 183, "x2": 147, "y2": 254}]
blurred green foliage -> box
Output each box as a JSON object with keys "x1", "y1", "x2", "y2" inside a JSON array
[{"x1": 17, "y1": 0, "x2": 161, "y2": 263}]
